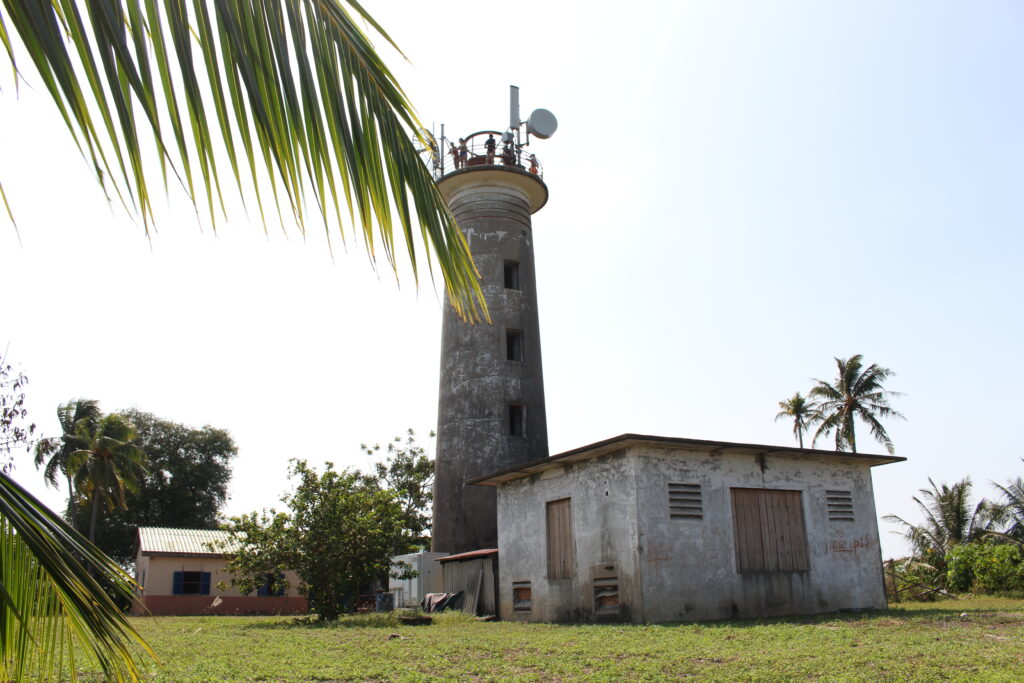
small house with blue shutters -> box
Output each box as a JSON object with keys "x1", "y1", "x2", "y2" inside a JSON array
[{"x1": 132, "y1": 527, "x2": 307, "y2": 616}]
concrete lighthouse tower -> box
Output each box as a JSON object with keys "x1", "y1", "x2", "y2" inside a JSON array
[{"x1": 431, "y1": 89, "x2": 557, "y2": 554}]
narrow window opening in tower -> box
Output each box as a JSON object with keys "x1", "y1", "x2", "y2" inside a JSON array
[
  {"x1": 506, "y1": 329, "x2": 524, "y2": 361},
  {"x1": 509, "y1": 403, "x2": 526, "y2": 436},
  {"x1": 504, "y1": 260, "x2": 521, "y2": 290}
]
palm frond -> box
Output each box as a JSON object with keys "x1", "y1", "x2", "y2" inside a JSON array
[
  {"x1": 808, "y1": 380, "x2": 842, "y2": 403},
  {"x1": 857, "y1": 409, "x2": 895, "y2": 455},
  {"x1": 0, "y1": 0, "x2": 485, "y2": 320},
  {"x1": 0, "y1": 183, "x2": 14, "y2": 232},
  {"x1": 990, "y1": 475, "x2": 1024, "y2": 541},
  {"x1": 0, "y1": 473, "x2": 156, "y2": 681},
  {"x1": 883, "y1": 512, "x2": 941, "y2": 558},
  {"x1": 985, "y1": 530, "x2": 1024, "y2": 547},
  {"x1": 810, "y1": 409, "x2": 841, "y2": 449},
  {"x1": 886, "y1": 478, "x2": 993, "y2": 563}
]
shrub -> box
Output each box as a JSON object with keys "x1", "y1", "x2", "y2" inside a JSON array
[
  {"x1": 946, "y1": 544, "x2": 982, "y2": 593},
  {"x1": 946, "y1": 542, "x2": 1024, "y2": 594},
  {"x1": 886, "y1": 558, "x2": 948, "y2": 601}
]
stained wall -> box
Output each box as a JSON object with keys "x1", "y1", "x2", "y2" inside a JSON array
[
  {"x1": 433, "y1": 168, "x2": 550, "y2": 554},
  {"x1": 494, "y1": 444, "x2": 887, "y2": 623}
]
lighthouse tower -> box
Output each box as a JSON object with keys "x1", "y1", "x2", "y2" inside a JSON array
[{"x1": 431, "y1": 91, "x2": 557, "y2": 554}]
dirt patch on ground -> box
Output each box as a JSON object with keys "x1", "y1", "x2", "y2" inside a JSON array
[{"x1": 691, "y1": 656, "x2": 735, "y2": 664}]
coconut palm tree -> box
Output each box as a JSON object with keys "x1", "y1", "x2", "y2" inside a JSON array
[
  {"x1": 67, "y1": 413, "x2": 147, "y2": 543},
  {"x1": 33, "y1": 398, "x2": 101, "y2": 523},
  {"x1": 989, "y1": 463, "x2": 1024, "y2": 544},
  {"x1": 774, "y1": 392, "x2": 819, "y2": 449},
  {"x1": 883, "y1": 478, "x2": 994, "y2": 567},
  {"x1": 809, "y1": 354, "x2": 905, "y2": 454},
  {"x1": 4, "y1": 3, "x2": 471, "y2": 676}
]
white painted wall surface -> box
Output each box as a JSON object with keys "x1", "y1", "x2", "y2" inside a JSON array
[
  {"x1": 496, "y1": 453, "x2": 642, "y2": 622},
  {"x1": 389, "y1": 552, "x2": 446, "y2": 607},
  {"x1": 494, "y1": 445, "x2": 888, "y2": 623},
  {"x1": 631, "y1": 446, "x2": 886, "y2": 622}
]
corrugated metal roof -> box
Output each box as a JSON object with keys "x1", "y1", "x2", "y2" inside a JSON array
[{"x1": 137, "y1": 527, "x2": 239, "y2": 556}]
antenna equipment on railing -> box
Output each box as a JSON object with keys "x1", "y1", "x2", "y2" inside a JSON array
[{"x1": 429, "y1": 85, "x2": 557, "y2": 180}]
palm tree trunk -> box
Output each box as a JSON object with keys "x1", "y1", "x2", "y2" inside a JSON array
[
  {"x1": 65, "y1": 470, "x2": 77, "y2": 526},
  {"x1": 844, "y1": 412, "x2": 857, "y2": 453},
  {"x1": 798, "y1": 430, "x2": 804, "y2": 449},
  {"x1": 89, "y1": 491, "x2": 100, "y2": 543}
]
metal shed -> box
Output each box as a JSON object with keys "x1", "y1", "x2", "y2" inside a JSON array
[{"x1": 439, "y1": 549, "x2": 498, "y2": 616}]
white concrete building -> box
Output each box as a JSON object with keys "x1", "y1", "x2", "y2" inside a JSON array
[
  {"x1": 388, "y1": 551, "x2": 446, "y2": 608},
  {"x1": 471, "y1": 434, "x2": 903, "y2": 623}
]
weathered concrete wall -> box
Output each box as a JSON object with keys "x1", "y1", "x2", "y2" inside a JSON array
[
  {"x1": 494, "y1": 445, "x2": 887, "y2": 623},
  {"x1": 631, "y1": 446, "x2": 887, "y2": 622},
  {"x1": 433, "y1": 168, "x2": 550, "y2": 554},
  {"x1": 495, "y1": 453, "x2": 641, "y2": 622}
]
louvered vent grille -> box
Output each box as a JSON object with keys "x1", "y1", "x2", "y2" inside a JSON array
[
  {"x1": 826, "y1": 490, "x2": 855, "y2": 521},
  {"x1": 669, "y1": 483, "x2": 703, "y2": 519},
  {"x1": 512, "y1": 581, "x2": 532, "y2": 612},
  {"x1": 594, "y1": 577, "x2": 620, "y2": 616}
]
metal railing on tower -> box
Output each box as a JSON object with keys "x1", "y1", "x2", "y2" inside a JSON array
[{"x1": 419, "y1": 130, "x2": 544, "y2": 181}]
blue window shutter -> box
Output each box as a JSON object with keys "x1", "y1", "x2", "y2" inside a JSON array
[
  {"x1": 200, "y1": 572, "x2": 211, "y2": 596},
  {"x1": 257, "y1": 580, "x2": 268, "y2": 597},
  {"x1": 172, "y1": 572, "x2": 183, "y2": 595},
  {"x1": 276, "y1": 573, "x2": 285, "y2": 597}
]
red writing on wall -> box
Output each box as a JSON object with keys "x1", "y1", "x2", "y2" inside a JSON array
[{"x1": 828, "y1": 537, "x2": 871, "y2": 554}]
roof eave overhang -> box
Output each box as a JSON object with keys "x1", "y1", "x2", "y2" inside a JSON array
[
  {"x1": 140, "y1": 551, "x2": 229, "y2": 559},
  {"x1": 468, "y1": 433, "x2": 906, "y2": 487}
]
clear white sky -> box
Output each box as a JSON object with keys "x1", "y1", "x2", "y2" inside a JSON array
[{"x1": 2, "y1": 0, "x2": 1022, "y2": 560}]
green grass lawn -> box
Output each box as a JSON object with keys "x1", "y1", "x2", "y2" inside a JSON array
[{"x1": 91, "y1": 598, "x2": 1024, "y2": 681}]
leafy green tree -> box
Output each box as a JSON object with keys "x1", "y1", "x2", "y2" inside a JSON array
[
  {"x1": 67, "y1": 413, "x2": 147, "y2": 543},
  {"x1": 33, "y1": 399, "x2": 102, "y2": 522},
  {"x1": 362, "y1": 429, "x2": 434, "y2": 553},
  {"x1": 0, "y1": 350, "x2": 35, "y2": 472},
  {"x1": 884, "y1": 478, "x2": 994, "y2": 569},
  {"x1": 810, "y1": 354, "x2": 905, "y2": 454},
  {"x1": 214, "y1": 509, "x2": 293, "y2": 598},
  {"x1": 774, "y1": 392, "x2": 819, "y2": 449},
  {"x1": 69, "y1": 410, "x2": 237, "y2": 565},
  {"x1": 220, "y1": 459, "x2": 407, "y2": 620}
]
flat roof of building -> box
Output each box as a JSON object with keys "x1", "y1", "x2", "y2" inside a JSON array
[
  {"x1": 469, "y1": 433, "x2": 905, "y2": 487},
  {"x1": 137, "y1": 527, "x2": 239, "y2": 557}
]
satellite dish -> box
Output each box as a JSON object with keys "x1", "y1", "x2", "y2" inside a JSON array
[{"x1": 527, "y1": 109, "x2": 558, "y2": 139}]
